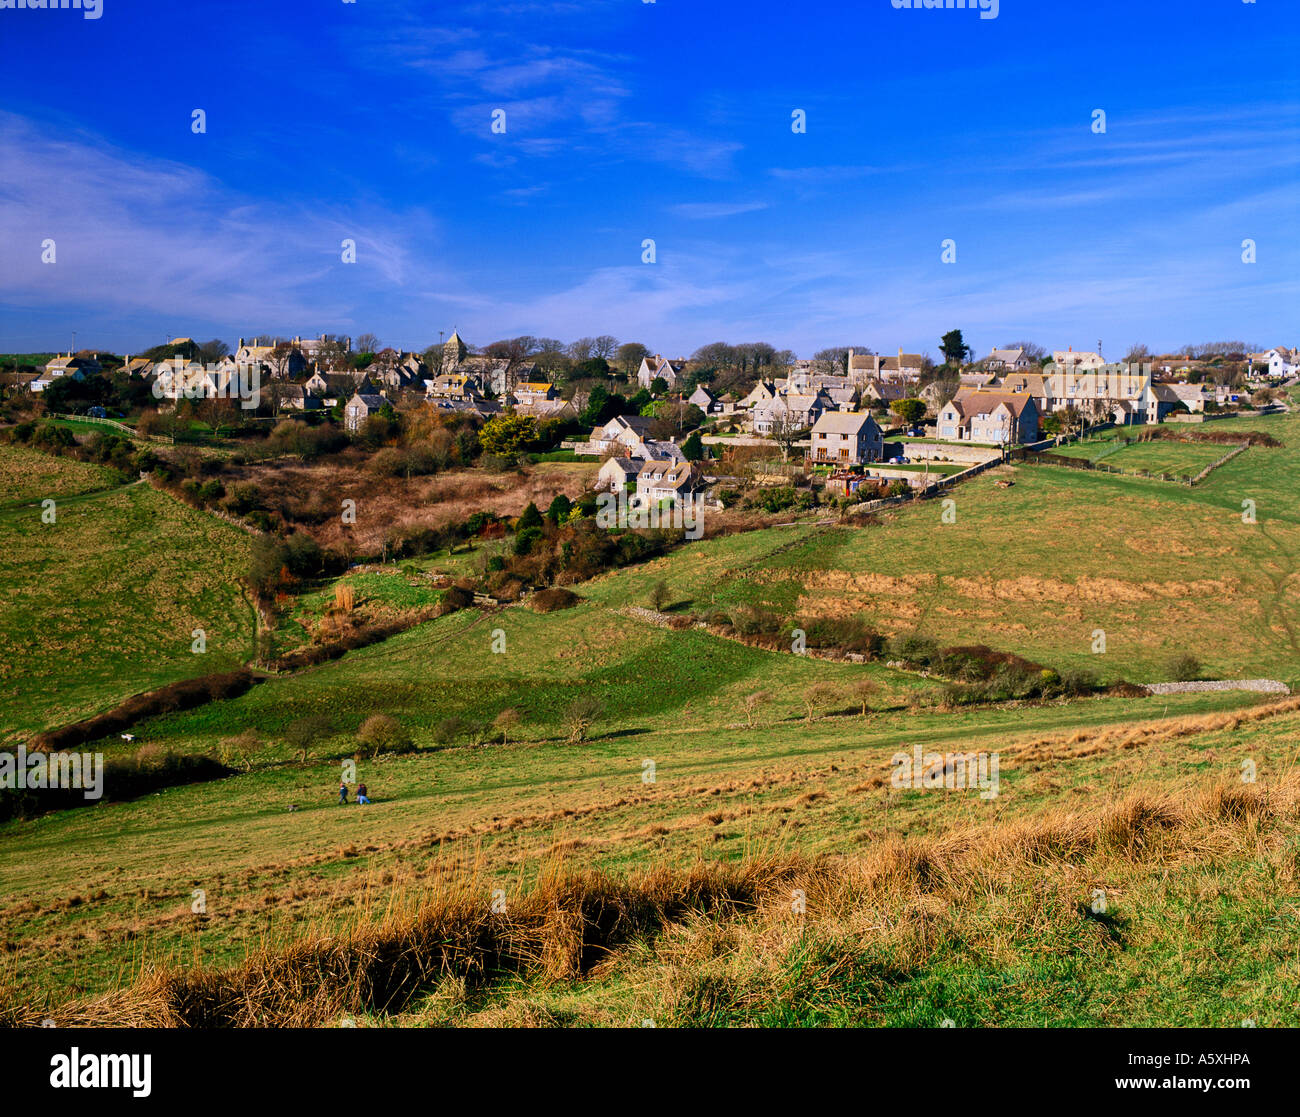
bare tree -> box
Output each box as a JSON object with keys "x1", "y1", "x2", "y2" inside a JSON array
[
  {"x1": 1003, "y1": 340, "x2": 1046, "y2": 362},
  {"x1": 494, "y1": 707, "x2": 522, "y2": 745},
  {"x1": 850, "y1": 678, "x2": 877, "y2": 717},
  {"x1": 198, "y1": 338, "x2": 230, "y2": 362},
  {"x1": 802, "y1": 683, "x2": 839, "y2": 724},
  {"x1": 743, "y1": 690, "x2": 770, "y2": 729},
  {"x1": 356, "y1": 333, "x2": 381, "y2": 354},
  {"x1": 813, "y1": 346, "x2": 873, "y2": 377},
  {"x1": 593, "y1": 335, "x2": 619, "y2": 361},
  {"x1": 267, "y1": 341, "x2": 295, "y2": 380},
  {"x1": 770, "y1": 411, "x2": 807, "y2": 462},
  {"x1": 616, "y1": 342, "x2": 649, "y2": 374},
  {"x1": 564, "y1": 697, "x2": 602, "y2": 743},
  {"x1": 567, "y1": 337, "x2": 597, "y2": 362}
]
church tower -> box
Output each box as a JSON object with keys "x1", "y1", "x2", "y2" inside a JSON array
[{"x1": 443, "y1": 330, "x2": 467, "y2": 375}]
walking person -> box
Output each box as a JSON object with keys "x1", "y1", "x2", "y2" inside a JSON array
[
  {"x1": 356, "y1": 782, "x2": 371, "y2": 806},
  {"x1": 339, "y1": 781, "x2": 349, "y2": 805}
]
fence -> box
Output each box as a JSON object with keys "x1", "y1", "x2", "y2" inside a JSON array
[
  {"x1": 47, "y1": 411, "x2": 263, "y2": 446},
  {"x1": 1014, "y1": 434, "x2": 1250, "y2": 487},
  {"x1": 843, "y1": 456, "x2": 1005, "y2": 515},
  {"x1": 47, "y1": 412, "x2": 143, "y2": 437}
]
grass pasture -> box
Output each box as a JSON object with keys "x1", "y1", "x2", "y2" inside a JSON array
[
  {"x1": 2, "y1": 407, "x2": 1299, "y2": 1026},
  {"x1": 1052, "y1": 429, "x2": 1240, "y2": 476},
  {"x1": 0, "y1": 463, "x2": 256, "y2": 740},
  {"x1": 0, "y1": 443, "x2": 121, "y2": 506},
  {"x1": 2, "y1": 690, "x2": 1297, "y2": 1024}
]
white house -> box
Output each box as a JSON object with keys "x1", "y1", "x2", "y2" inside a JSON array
[
  {"x1": 1050, "y1": 348, "x2": 1106, "y2": 371},
  {"x1": 688, "y1": 385, "x2": 722, "y2": 413},
  {"x1": 847, "y1": 349, "x2": 925, "y2": 382},
  {"x1": 752, "y1": 391, "x2": 828, "y2": 435},
  {"x1": 588, "y1": 415, "x2": 656, "y2": 455},
  {"x1": 1249, "y1": 347, "x2": 1298, "y2": 379},
  {"x1": 1167, "y1": 383, "x2": 1209, "y2": 413},
  {"x1": 636, "y1": 459, "x2": 704, "y2": 504},
  {"x1": 596, "y1": 456, "x2": 641, "y2": 492},
  {"x1": 32, "y1": 352, "x2": 100, "y2": 392}
]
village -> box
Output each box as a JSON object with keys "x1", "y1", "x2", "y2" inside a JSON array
[{"x1": 7, "y1": 332, "x2": 1294, "y2": 511}]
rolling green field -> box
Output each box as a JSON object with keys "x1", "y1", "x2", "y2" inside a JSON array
[
  {"x1": 2, "y1": 406, "x2": 1298, "y2": 1026},
  {"x1": 0, "y1": 466, "x2": 255, "y2": 739},
  {"x1": 1052, "y1": 429, "x2": 1239, "y2": 475},
  {"x1": 0, "y1": 442, "x2": 121, "y2": 506}
]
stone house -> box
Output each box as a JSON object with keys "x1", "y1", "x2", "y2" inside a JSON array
[
  {"x1": 635, "y1": 460, "x2": 704, "y2": 504},
  {"x1": 344, "y1": 391, "x2": 387, "y2": 432},
  {"x1": 807, "y1": 410, "x2": 884, "y2": 466},
  {"x1": 938, "y1": 391, "x2": 1039, "y2": 444},
  {"x1": 638, "y1": 354, "x2": 681, "y2": 391}
]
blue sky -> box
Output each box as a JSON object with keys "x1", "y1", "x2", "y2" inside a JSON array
[{"x1": 0, "y1": 0, "x2": 1296, "y2": 360}]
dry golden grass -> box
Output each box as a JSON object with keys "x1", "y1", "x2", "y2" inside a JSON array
[
  {"x1": 240, "y1": 459, "x2": 597, "y2": 552},
  {"x1": 10, "y1": 768, "x2": 1295, "y2": 1029}
]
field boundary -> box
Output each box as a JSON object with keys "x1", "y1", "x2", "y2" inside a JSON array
[
  {"x1": 1015, "y1": 436, "x2": 1250, "y2": 486},
  {"x1": 1143, "y1": 679, "x2": 1290, "y2": 696}
]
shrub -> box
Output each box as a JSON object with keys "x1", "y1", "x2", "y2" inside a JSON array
[
  {"x1": 1165, "y1": 653, "x2": 1201, "y2": 682},
  {"x1": 357, "y1": 714, "x2": 414, "y2": 757},
  {"x1": 797, "y1": 616, "x2": 884, "y2": 658},
  {"x1": 514, "y1": 526, "x2": 543, "y2": 555},
  {"x1": 433, "y1": 717, "x2": 466, "y2": 746},
  {"x1": 531, "y1": 587, "x2": 581, "y2": 613},
  {"x1": 564, "y1": 696, "x2": 603, "y2": 743},
  {"x1": 729, "y1": 605, "x2": 783, "y2": 637},
  {"x1": 892, "y1": 634, "x2": 938, "y2": 666},
  {"x1": 1058, "y1": 668, "x2": 1099, "y2": 697},
  {"x1": 442, "y1": 585, "x2": 475, "y2": 610},
  {"x1": 518, "y1": 501, "x2": 544, "y2": 530},
  {"x1": 546, "y1": 494, "x2": 573, "y2": 523},
  {"x1": 648, "y1": 580, "x2": 672, "y2": 612}
]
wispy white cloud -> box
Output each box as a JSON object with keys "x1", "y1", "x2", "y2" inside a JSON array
[
  {"x1": 0, "y1": 112, "x2": 445, "y2": 335},
  {"x1": 669, "y1": 201, "x2": 769, "y2": 219}
]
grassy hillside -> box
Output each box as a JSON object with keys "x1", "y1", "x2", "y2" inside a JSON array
[
  {"x1": 576, "y1": 411, "x2": 1299, "y2": 686},
  {"x1": 0, "y1": 463, "x2": 256, "y2": 739},
  {"x1": 2, "y1": 406, "x2": 1297, "y2": 1025},
  {"x1": 2, "y1": 693, "x2": 1296, "y2": 1023},
  {"x1": 0, "y1": 442, "x2": 120, "y2": 506}
]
